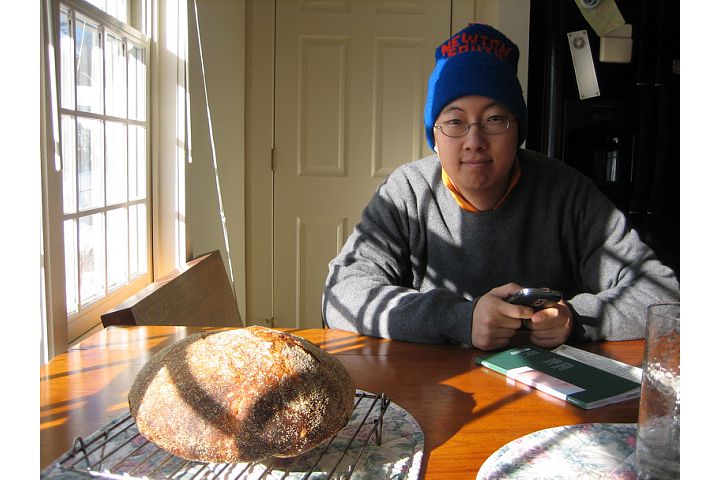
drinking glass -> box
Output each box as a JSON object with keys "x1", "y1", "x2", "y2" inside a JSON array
[{"x1": 635, "y1": 302, "x2": 680, "y2": 479}]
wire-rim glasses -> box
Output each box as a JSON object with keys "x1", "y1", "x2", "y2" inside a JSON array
[{"x1": 434, "y1": 115, "x2": 516, "y2": 137}]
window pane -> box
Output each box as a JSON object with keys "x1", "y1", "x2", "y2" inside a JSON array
[
  {"x1": 85, "y1": 0, "x2": 104, "y2": 10},
  {"x1": 84, "y1": 0, "x2": 130, "y2": 24},
  {"x1": 77, "y1": 117, "x2": 105, "y2": 210},
  {"x1": 128, "y1": 124, "x2": 146, "y2": 200},
  {"x1": 75, "y1": 15, "x2": 103, "y2": 113},
  {"x1": 59, "y1": 7, "x2": 75, "y2": 109},
  {"x1": 57, "y1": 1, "x2": 150, "y2": 322},
  {"x1": 106, "y1": 0, "x2": 128, "y2": 23},
  {"x1": 61, "y1": 115, "x2": 77, "y2": 214},
  {"x1": 129, "y1": 204, "x2": 147, "y2": 277},
  {"x1": 106, "y1": 121, "x2": 128, "y2": 205},
  {"x1": 128, "y1": 43, "x2": 146, "y2": 121},
  {"x1": 79, "y1": 213, "x2": 106, "y2": 305},
  {"x1": 64, "y1": 219, "x2": 79, "y2": 315},
  {"x1": 106, "y1": 207, "x2": 128, "y2": 289},
  {"x1": 105, "y1": 31, "x2": 127, "y2": 118}
]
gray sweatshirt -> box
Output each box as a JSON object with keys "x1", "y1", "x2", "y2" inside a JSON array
[{"x1": 322, "y1": 149, "x2": 679, "y2": 345}]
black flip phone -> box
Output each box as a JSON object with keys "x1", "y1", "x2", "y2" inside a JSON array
[{"x1": 506, "y1": 288, "x2": 563, "y2": 310}]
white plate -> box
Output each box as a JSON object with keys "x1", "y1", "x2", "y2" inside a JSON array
[{"x1": 477, "y1": 423, "x2": 637, "y2": 480}]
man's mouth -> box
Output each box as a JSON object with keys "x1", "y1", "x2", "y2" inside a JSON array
[{"x1": 461, "y1": 158, "x2": 492, "y2": 166}]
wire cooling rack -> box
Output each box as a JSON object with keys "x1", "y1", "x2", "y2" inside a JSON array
[{"x1": 41, "y1": 391, "x2": 424, "y2": 480}]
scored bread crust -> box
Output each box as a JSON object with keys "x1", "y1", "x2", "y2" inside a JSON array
[{"x1": 128, "y1": 326, "x2": 355, "y2": 463}]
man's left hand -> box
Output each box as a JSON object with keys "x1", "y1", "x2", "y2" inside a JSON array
[{"x1": 523, "y1": 300, "x2": 574, "y2": 348}]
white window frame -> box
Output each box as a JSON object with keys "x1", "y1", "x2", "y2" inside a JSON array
[
  {"x1": 42, "y1": 0, "x2": 194, "y2": 359},
  {"x1": 56, "y1": 0, "x2": 152, "y2": 338},
  {"x1": 43, "y1": 0, "x2": 155, "y2": 349}
]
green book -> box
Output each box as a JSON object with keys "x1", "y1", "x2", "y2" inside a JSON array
[{"x1": 476, "y1": 345, "x2": 641, "y2": 409}]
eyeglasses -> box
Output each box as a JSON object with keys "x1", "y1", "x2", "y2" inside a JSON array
[{"x1": 433, "y1": 115, "x2": 516, "y2": 137}]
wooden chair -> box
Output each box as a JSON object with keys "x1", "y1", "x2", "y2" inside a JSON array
[{"x1": 101, "y1": 250, "x2": 242, "y2": 327}]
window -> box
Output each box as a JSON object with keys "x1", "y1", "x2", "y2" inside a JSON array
[
  {"x1": 83, "y1": 0, "x2": 129, "y2": 23},
  {"x1": 54, "y1": 0, "x2": 150, "y2": 331}
]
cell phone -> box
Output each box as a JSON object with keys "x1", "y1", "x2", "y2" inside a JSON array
[{"x1": 506, "y1": 288, "x2": 563, "y2": 310}]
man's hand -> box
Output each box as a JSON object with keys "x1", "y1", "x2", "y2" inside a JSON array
[
  {"x1": 471, "y1": 283, "x2": 533, "y2": 350},
  {"x1": 471, "y1": 283, "x2": 574, "y2": 350},
  {"x1": 524, "y1": 300, "x2": 574, "y2": 348}
]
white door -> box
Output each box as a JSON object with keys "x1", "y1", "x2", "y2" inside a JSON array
[{"x1": 273, "y1": 0, "x2": 451, "y2": 328}]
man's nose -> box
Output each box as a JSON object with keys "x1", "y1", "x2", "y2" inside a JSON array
[{"x1": 464, "y1": 123, "x2": 490, "y2": 148}]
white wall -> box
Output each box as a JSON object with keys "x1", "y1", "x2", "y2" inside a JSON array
[{"x1": 186, "y1": 0, "x2": 247, "y2": 321}]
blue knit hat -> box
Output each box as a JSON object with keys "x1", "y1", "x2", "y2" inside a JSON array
[{"x1": 424, "y1": 23, "x2": 527, "y2": 150}]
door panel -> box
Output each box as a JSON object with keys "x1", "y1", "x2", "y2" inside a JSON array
[
  {"x1": 274, "y1": 0, "x2": 451, "y2": 328},
  {"x1": 372, "y1": 37, "x2": 428, "y2": 177}
]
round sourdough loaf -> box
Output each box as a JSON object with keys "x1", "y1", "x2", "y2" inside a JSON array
[{"x1": 128, "y1": 326, "x2": 355, "y2": 463}]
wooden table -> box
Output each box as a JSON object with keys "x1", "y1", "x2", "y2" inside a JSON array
[{"x1": 40, "y1": 326, "x2": 643, "y2": 478}]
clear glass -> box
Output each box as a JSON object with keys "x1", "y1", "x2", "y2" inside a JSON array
[
  {"x1": 61, "y1": 115, "x2": 77, "y2": 214},
  {"x1": 106, "y1": 207, "x2": 128, "y2": 290},
  {"x1": 106, "y1": 0, "x2": 128, "y2": 23},
  {"x1": 129, "y1": 203, "x2": 147, "y2": 277},
  {"x1": 58, "y1": 1, "x2": 150, "y2": 319},
  {"x1": 105, "y1": 31, "x2": 127, "y2": 118},
  {"x1": 79, "y1": 213, "x2": 106, "y2": 305},
  {"x1": 77, "y1": 117, "x2": 105, "y2": 210},
  {"x1": 635, "y1": 302, "x2": 680, "y2": 480},
  {"x1": 85, "y1": 0, "x2": 104, "y2": 10},
  {"x1": 128, "y1": 124, "x2": 146, "y2": 200},
  {"x1": 59, "y1": 7, "x2": 75, "y2": 109},
  {"x1": 63, "y1": 219, "x2": 79, "y2": 315},
  {"x1": 106, "y1": 121, "x2": 128, "y2": 205},
  {"x1": 83, "y1": 0, "x2": 129, "y2": 24},
  {"x1": 127, "y1": 42, "x2": 146, "y2": 121},
  {"x1": 75, "y1": 14, "x2": 103, "y2": 114}
]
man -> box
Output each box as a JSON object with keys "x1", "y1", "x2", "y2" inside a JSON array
[{"x1": 321, "y1": 23, "x2": 679, "y2": 350}]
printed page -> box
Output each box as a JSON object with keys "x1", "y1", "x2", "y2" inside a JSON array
[{"x1": 552, "y1": 345, "x2": 642, "y2": 383}]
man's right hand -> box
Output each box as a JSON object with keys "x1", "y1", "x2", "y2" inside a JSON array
[{"x1": 471, "y1": 283, "x2": 534, "y2": 350}]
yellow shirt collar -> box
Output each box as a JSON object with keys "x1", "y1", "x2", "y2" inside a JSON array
[{"x1": 441, "y1": 158, "x2": 521, "y2": 213}]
